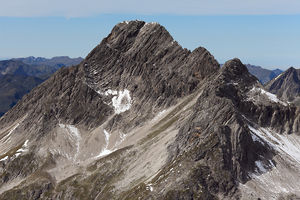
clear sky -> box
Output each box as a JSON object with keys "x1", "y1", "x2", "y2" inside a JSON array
[{"x1": 1, "y1": 0, "x2": 300, "y2": 70}]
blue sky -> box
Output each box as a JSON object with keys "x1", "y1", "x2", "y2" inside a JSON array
[{"x1": 1, "y1": 1, "x2": 300, "y2": 69}]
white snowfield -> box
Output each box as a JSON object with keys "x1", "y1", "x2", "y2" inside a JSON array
[
  {"x1": 97, "y1": 89, "x2": 132, "y2": 114},
  {"x1": 274, "y1": 73, "x2": 283, "y2": 81},
  {"x1": 248, "y1": 125, "x2": 300, "y2": 163},
  {"x1": 248, "y1": 87, "x2": 288, "y2": 106},
  {"x1": 95, "y1": 129, "x2": 127, "y2": 158},
  {"x1": 0, "y1": 156, "x2": 8, "y2": 162}
]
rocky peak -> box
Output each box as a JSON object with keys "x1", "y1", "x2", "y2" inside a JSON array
[
  {"x1": 286, "y1": 67, "x2": 300, "y2": 82},
  {"x1": 265, "y1": 66, "x2": 300, "y2": 105},
  {"x1": 217, "y1": 58, "x2": 258, "y2": 93},
  {"x1": 286, "y1": 66, "x2": 296, "y2": 72},
  {"x1": 222, "y1": 58, "x2": 248, "y2": 75},
  {"x1": 86, "y1": 20, "x2": 173, "y2": 60},
  {"x1": 82, "y1": 21, "x2": 219, "y2": 126}
]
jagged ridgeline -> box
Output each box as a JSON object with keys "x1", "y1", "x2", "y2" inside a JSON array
[
  {"x1": 0, "y1": 21, "x2": 299, "y2": 199},
  {"x1": 265, "y1": 67, "x2": 300, "y2": 106}
]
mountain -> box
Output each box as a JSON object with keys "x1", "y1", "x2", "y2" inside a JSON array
[
  {"x1": 265, "y1": 67, "x2": 300, "y2": 106},
  {"x1": 0, "y1": 60, "x2": 59, "y2": 79},
  {"x1": 13, "y1": 56, "x2": 83, "y2": 68},
  {"x1": 0, "y1": 57, "x2": 83, "y2": 117},
  {"x1": 0, "y1": 21, "x2": 299, "y2": 199},
  {"x1": 246, "y1": 64, "x2": 283, "y2": 84},
  {"x1": 0, "y1": 75, "x2": 43, "y2": 116}
]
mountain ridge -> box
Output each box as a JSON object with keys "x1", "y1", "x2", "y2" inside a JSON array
[
  {"x1": 12, "y1": 56, "x2": 83, "y2": 68},
  {"x1": 265, "y1": 66, "x2": 300, "y2": 106},
  {"x1": 0, "y1": 21, "x2": 299, "y2": 199}
]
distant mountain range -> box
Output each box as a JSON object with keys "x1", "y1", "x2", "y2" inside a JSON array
[
  {"x1": 0, "y1": 75, "x2": 43, "y2": 116},
  {"x1": 13, "y1": 56, "x2": 83, "y2": 68},
  {"x1": 0, "y1": 56, "x2": 83, "y2": 117},
  {"x1": 0, "y1": 60, "x2": 59, "y2": 79},
  {"x1": 246, "y1": 64, "x2": 283, "y2": 84}
]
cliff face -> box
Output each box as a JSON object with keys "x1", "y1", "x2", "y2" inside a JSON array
[{"x1": 0, "y1": 21, "x2": 299, "y2": 200}]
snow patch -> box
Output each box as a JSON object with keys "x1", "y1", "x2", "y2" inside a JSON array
[
  {"x1": 255, "y1": 161, "x2": 268, "y2": 173},
  {"x1": 248, "y1": 87, "x2": 287, "y2": 106},
  {"x1": 105, "y1": 89, "x2": 118, "y2": 96},
  {"x1": 104, "y1": 129, "x2": 110, "y2": 144},
  {"x1": 250, "y1": 132, "x2": 264, "y2": 145},
  {"x1": 248, "y1": 125, "x2": 300, "y2": 164},
  {"x1": 23, "y1": 140, "x2": 29, "y2": 148},
  {"x1": 274, "y1": 73, "x2": 283, "y2": 81},
  {"x1": 1, "y1": 123, "x2": 20, "y2": 143},
  {"x1": 96, "y1": 129, "x2": 128, "y2": 158},
  {"x1": 114, "y1": 132, "x2": 126, "y2": 148},
  {"x1": 18, "y1": 140, "x2": 29, "y2": 153},
  {"x1": 239, "y1": 123, "x2": 300, "y2": 198},
  {"x1": 96, "y1": 129, "x2": 113, "y2": 158},
  {"x1": 0, "y1": 156, "x2": 8, "y2": 162},
  {"x1": 15, "y1": 153, "x2": 21, "y2": 158},
  {"x1": 146, "y1": 184, "x2": 153, "y2": 192},
  {"x1": 119, "y1": 132, "x2": 126, "y2": 143},
  {"x1": 13, "y1": 139, "x2": 29, "y2": 158},
  {"x1": 97, "y1": 149, "x2": 112, "y2": 157},
  {"x1": 112, "y1": 90, "x2": 132, "y2": 114},
  {"x1": 97, "y1": 89, "x2": 132, "y2": 114}
]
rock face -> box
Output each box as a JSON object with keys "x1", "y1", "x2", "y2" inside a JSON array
[
  {"x1": 265, "y1": 67, "x2": 300, "y2": 106},
  {"x1": 0, "y1": 21, "x2": 299, "y2": 200}
]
